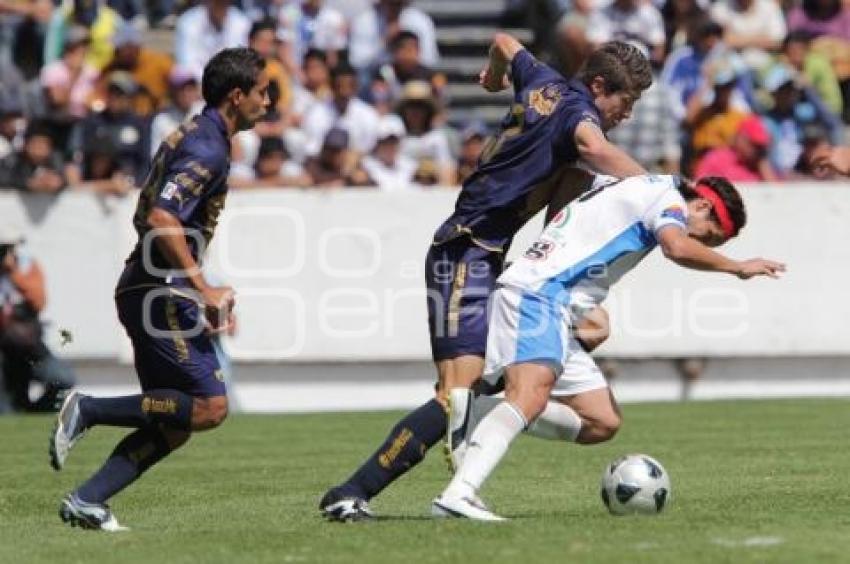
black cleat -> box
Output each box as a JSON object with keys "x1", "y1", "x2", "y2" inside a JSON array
[{"x1": 319, "y1": 487, "x2": 375, "y2": 522}]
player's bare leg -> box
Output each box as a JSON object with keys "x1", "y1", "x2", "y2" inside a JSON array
[{"x1": 434, "y1": 363, "x2": 555, "y2": 521}]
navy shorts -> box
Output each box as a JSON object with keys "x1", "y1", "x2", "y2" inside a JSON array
[
  {"x1": 425, "y1": 237, "x2": 505, "y2": 361},
  {"x1": 115, "y1": 288, "x2": 225, "y2": 398}
]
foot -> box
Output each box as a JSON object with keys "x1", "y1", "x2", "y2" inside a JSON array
[
  {"x1": 319, "y1": 487, "x2": 375, "y2": 522},
  {"x1": 50, "y1": 391, "x2": 88, "y2": 471},
  {"x1": 59, "y1": 493, "x2": 128, "y2": 532},
  {"x1": 431, "y1": 492, "x2": 506, "y2": 521}
]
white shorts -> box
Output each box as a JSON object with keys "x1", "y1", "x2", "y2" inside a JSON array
[{"x1": 483, "y1": 286, "x2": 608, "y2": 397}]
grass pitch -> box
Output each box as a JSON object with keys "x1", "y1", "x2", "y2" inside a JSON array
[{"x1": 1, "y1": 399, "x2": 849, "y2": 563}]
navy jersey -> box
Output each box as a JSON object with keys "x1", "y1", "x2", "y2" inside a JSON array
[
  {"x1": 117, "y1": 106, "x2": 231, "y2": 291},
  {"x1": 433, "y1": 50, "x2": 602, "y2": 252}
]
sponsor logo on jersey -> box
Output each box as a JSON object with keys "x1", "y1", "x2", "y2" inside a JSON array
[
  {"x1": 529, "y1": 85, "x2": 561, "y2": 116},
  {"x1": 661, "y1": 205, "x2": 686, "y2": 225},
  {"x1": 551, "y1": 207, "x2": 571, "y2": 228},
  {"x1": 161, "y1": 181, "x2": 179, "y2": 201}
]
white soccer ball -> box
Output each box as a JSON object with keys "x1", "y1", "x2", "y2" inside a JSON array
[{"x1": 600, "y1": 454, "x2": 672, "y2": 515}]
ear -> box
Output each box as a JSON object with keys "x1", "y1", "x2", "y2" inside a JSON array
[
  {"x1": 589, "y1": 76, "x2": 607, "y2": 97},
  {"x1": 228, "y1": 87, "x2": 245, "y2": 107}
]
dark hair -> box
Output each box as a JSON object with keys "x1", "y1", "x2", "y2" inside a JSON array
[
  {"x1": 679, "y1": 176, "x2": 747, "y2": 237},
  {"x1": 391, "y1": 30, "x2": 420, "y2": 51},
  {"x1": 783, "y1": 30, "x2": 814, "y2": 50},
  {"x1": 303, "y1": 48, "x2": 328, "y2": 65},
  {"x1": 330, "y1": 60, "x2": 356, "y2": 82},
  {"x1": 24, "y1": 120, "x2": 54, "y2": 141},
  {"x1": 257, "y1": 135, "x2": 287, "y2": 158},
  {"x1": 249, "y1": 18, "x2": 277, "y2": 41},
  {"x1": 576, "y1": 41, "x2": 652, "y2": 97},
  {"x1": 802, "y1": 0, "x2": 841, "y2": 21},
  {"x1": 202, "y1": 47, "x2": 266, "y2": 107},
  {"x1": 692, "y1": 20, "x2": 724, "y2": 42}
]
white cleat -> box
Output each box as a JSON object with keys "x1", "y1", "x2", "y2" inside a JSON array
[
  {"x1": 431, "y1": 493, "x2": 506, "y2": 522},
  {"x1": 59, "y1": 494, "x2": 129, "y2": 532},
  {"x1": 50, "y1": 391, "x2": 88, "y2": 471}
]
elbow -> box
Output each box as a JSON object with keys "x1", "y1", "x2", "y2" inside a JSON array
[{"x1": 661, "y1": 239, "x2": 687, "y2": 262}]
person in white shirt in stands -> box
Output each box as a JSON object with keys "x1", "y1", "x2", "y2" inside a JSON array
[
  {"x1": 710, "y1": 0, "x2": 787, "y2": 68},
  {"x1": 174, "y1": 0, "x2": 251, "y2": 81},
  {"x1": 276, "y1": 0, "x2": 348, "y2": 78},
  {"x1": 396, "y1": 80, "x2": 455, "y2": 186},
  {"x1": 349, "y1": 0, "x2": 439, "y2": 71},
  {"x1": 586, "y1": 0, "x2": 667, "y2": 66},
  {"x1": 301, "y1": 61, "x2": 380, "y2": 158},
  {"x1": 362, "y1": 114, "x2": 417, "y2": 191},
  {"x1": 148, "y1": 67, "x2": 204, "y2": 158}
]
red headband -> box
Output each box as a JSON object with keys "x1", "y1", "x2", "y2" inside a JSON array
[{"x1": 694, "y1": 184, "x2": 735, "y2": 239}]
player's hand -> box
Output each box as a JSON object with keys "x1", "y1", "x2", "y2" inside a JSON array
[
  {"x1": 201, "y1": 285, "x2": 236, "y2": 334},
  {"x1": 479, "y1": 65, "x2": 510, "y2": 92},
  {"x1": 812, "y1": 146, "x2": 850, "y2": 177},
  {"x1": 734, "y1": 259, "x2": 786, "y2": 280}
]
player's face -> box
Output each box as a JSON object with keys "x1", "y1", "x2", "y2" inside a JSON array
[
  {"x1": 591, "y1": 84, "x2": 637, "y2": 131},
  {"x1": 686, "y1": 198, "x2": 728, "y2": 248},
  {"x1": 234, "y1": 70, "x2": 271, "y2": 131}
]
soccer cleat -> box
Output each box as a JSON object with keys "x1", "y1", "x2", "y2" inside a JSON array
[
  {"x1": 319, "y1": 487, "x2": 375, "y2": 522},
  {"x1": 445, "y1": 389, "x2": 473, "y2": 473},
  {"x1": 49, "y1": 391, "x2": 88, "y2": 471},
  {"x1": 59, "y1": 494, "x2": 128, "y2": 532},
  {"x1": 431, "y1": 492, "x2": 506, "y2": 522}
]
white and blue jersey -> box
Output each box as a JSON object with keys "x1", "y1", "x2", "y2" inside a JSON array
[{"x1": 483, "y1": 174, "x2": 688, "y2": 394}]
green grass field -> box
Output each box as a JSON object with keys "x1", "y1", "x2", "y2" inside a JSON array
[{"x1": 2, "y1": 399, "x2": 849, "y2": 563}]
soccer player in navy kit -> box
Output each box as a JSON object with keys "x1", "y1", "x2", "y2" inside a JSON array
[
  {"x1": 49, "y1": 48, "x2": 270, "y2": 531},
  {"x1": 320, "y1": 33, "x2": 654, "y2": 521}
]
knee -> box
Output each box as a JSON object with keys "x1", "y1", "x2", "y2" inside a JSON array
[
  {"x1": 580, "y1": 413, "x2": 622, "y2": 444},
  {"x1": 193, "y1": 396, "x2": 229, "y2": 430},
  {"x1": 161, "y1": 428, "x2": 192, "y2": 450}
]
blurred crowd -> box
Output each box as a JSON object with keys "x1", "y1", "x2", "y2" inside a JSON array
[{"x1": 0, "y1": 0, "x2": 848, "y2": 195}]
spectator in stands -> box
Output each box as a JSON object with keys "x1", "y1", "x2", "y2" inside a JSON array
[
  {"x1": 302, "y1": 62, "x2": 380, "y2": 158},
  {"x1": 760, "y1": 64, "x2": 844, "y2": 176},
  {"x1": 780, "y1": 31, "x2": 843, "y2": 117},
  {"x1": 285, "y1": 48, "x2": 332, "y2": 162},
  {"x1": 304, "y1": 128, "x2": 374, "y2": 187},
  {"x1": 68, "y1": 72, "x2": 147, "y2": 193},
  {"x1": 694, "y1": 115, "x2": 778, "y2": 181},
  {"x1": 456, "y1": 121, "x2": 488, "y2": 185},
  {"x1": 149, "y1": 67, "x2": 202, "y2": 157},
  {"x1": 361, "y1": 114, "x2": 416, "y2": 190},
  {"x1": 249, "y1": 18, "x2": 292, "y2": 114},
  {"x1": 661, "y1": 0, "x2": 708, "y2": 56},
  {"x1": 684, "y1": 63, "x2": 749, "y2": 161},
  {"x1": 0, "y1": 99, "x2": 25, "y2": 160},
  {"x1": 608, "y1": 80, "x2": 682, "y2": 173},
  {"x1": 231, "y1": 135, "x2": 311, "y2": 188},
  {"x1": 0, "y1": 225, "x2": 75, "y2": 414},
  {"x1": 40, "y1": 26, "x2": 98, "y2": 120},
  {"x1": 276, "y1": 0, "x2": 347, "y2": 77},
  {"x1": 97, "y1": 23, "x2": 174, "y2": 116},
  {"x1": 44, "y1": 0, "x2": 122, "y2": 71},
  {"x1": 555, "y1": 0, "x2": 594, "y2": 77},
  {"x1": 350, "y1": 0, "x2": 439, "y2": 71},
  {"x1": 792, "y1": 122, "x2": 835, "y2": 179},
  {"x1": 0, "y1": 120, "x2": 66, "y2": 193},
  {"x1": 586, "y1": 0, "x2": 666, "y2": 66},
  {"x1": 787, "y1": 0, "x2": 850, "y2": 42},
  {"x1": 7, "y1": 0, "x2": 53, "y2": 80},
  {"x1": 396, "y1": 80, "x2": 455, "y2": 186},
  {"x1": 367, "y1": 30, "x2": 446, "y2": 114},
  {"x1": 710, "y1": 0, "x2": 786, "y2": 68},
  {"x1": 174, "y1": 0, "x2": 251, "y2": 80}
]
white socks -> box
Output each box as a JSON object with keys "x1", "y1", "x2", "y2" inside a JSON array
[
  {"x1": 472, "y1": 394, "x2": 583, "y2": 442},
  {"x1": 445, "y1": 401, "x2": 527, "y2": 498}
]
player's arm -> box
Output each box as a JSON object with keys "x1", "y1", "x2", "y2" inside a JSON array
[
  {"x1": 574, "y1": 122, "x2": 646, "y2": 178},
  {"x1": 479, "y1": 32, "x2": 524, "y2": 92},
  {"x1": 146, "y1": 208, "x2": 235, "y2": 332},
  {"x1": 574, "y1": 306, "x2": 610, "y2": 352},
  {"x1": 656, "y1": 225, "x2": 785, "y2": 279},
  {"x1": 812, "y1": 145, "x2": 850, "y2": 177}
]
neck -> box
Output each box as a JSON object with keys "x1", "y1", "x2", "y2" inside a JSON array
[{"x1": 216, "y1": 105, "x2": 240, "y2": 137}]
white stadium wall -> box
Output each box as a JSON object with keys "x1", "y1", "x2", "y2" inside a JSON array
[{"x1": 2, "y1": 184, "x2": 848, "y2": 362}]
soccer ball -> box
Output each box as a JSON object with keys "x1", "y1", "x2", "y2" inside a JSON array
[{"x1": 600, "y1": 454, "x2": 671, "y2": 515}]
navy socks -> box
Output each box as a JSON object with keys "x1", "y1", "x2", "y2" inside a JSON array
[
  {"x1": 339, "y1": 399, "x2": 447, "y2": 500},
  {"x1": 80, "y1": 389, "x2": 193, "y2": 431},
  {"x1": 75, "y1": 426, "x2": 175, "y2": 503}
]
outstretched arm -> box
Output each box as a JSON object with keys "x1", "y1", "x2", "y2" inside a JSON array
[
  {"x1": 656, "y1": 226, "x2": 785, "y2": 279},
  {"x1": 479, "y1": 32, "x2": 524, "y2": 92},
  {"x1": 575, "y1": 122, "x2": 646, "y2": 178},
  {"x1": 812, "y1": 146, "x2": 850, "y2": 177}
]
